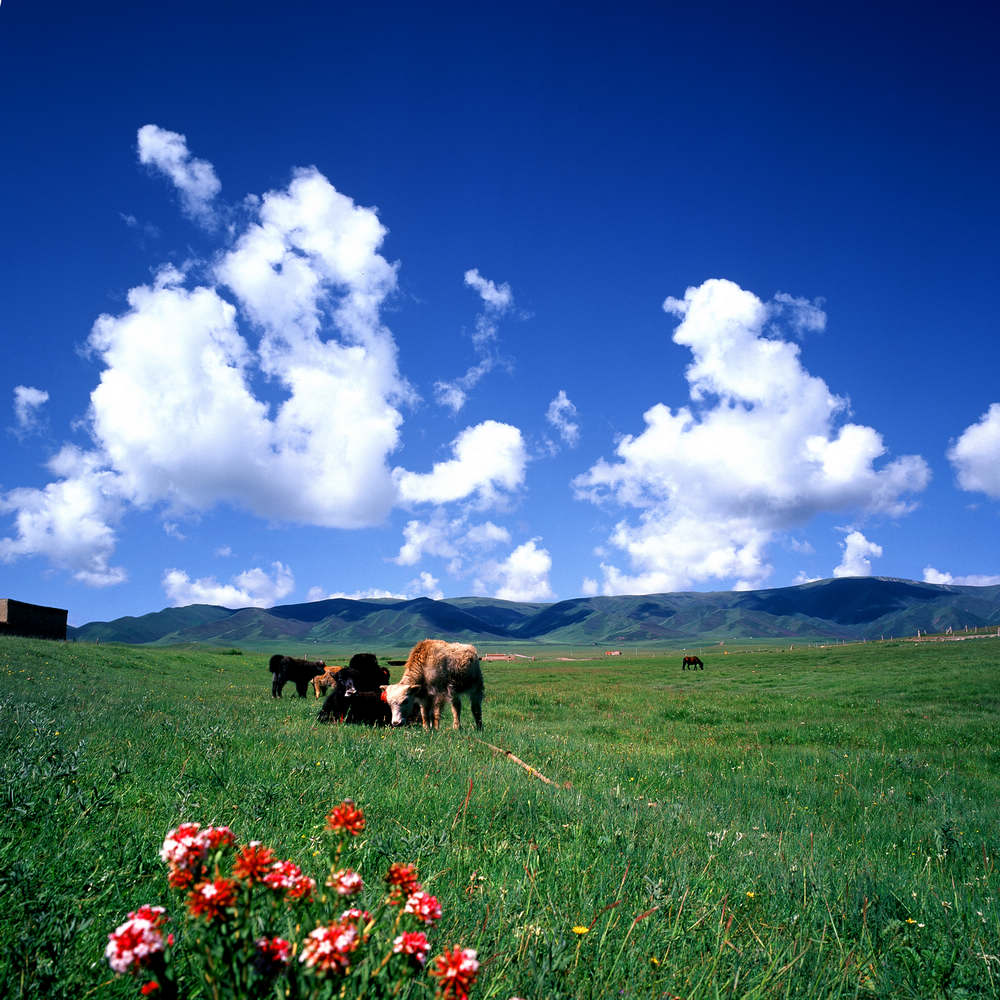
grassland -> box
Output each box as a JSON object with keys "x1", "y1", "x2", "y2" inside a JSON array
[{"x1": 1, "y1": 635, "x2": 998, "y2": 998}]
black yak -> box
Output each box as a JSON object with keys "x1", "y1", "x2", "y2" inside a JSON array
[
  {"x1": 316, "y1": 652, "x2": 391, "y2": 724},
  {"x1": 269, "y1": 655, "x2": 326, "y2": 698}
]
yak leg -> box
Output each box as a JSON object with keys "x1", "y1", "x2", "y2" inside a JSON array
[
  {"x1": 450, "y1": 696, "x2": 462, "y2": 730},
  {"x1": 294, "y1": 679, "x2": 309, "y2": 697},
  {"x1": 272, "y1": 675, "x2": 283, "y2": 698},
  {"x1": 470, "y1": 690, "x2": 483, "y2": 730},
  {"x1": 430, "y1": 695, "x2": 444, "y2": 730}
]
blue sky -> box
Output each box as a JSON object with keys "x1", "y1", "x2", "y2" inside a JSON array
[{"x1": 2, "y1": 1, "x2": 999, "y2": 626}]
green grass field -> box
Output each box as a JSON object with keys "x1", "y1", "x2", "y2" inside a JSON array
[{"x1": 1, "y1": 635, "x2": 998, "y2": 999}]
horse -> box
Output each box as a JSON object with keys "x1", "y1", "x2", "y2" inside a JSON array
[{"x1": 682, "y1": 655, "x2": 704, "y2": 670}]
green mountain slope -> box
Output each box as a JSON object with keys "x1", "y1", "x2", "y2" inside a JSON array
[
  {"x1": 69, "y1": 604, "x2": 233, "y2": 644},
  {"x1": 66, "y1": 578, "x2": 1000, "y2": 648}
]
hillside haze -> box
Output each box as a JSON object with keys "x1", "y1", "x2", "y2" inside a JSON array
[{"x1": 67, "y1": 577, "x2": 1000, "y2": 647}]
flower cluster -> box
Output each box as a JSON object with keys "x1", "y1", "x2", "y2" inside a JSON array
[
  {"x1": 393, "y1": 930, "x2": 430, "y2": 966},
  {"x1": 404, "y1": 889, "x2": 444, "y2": 925},
  {"x1": 325, "y1": 799, "x2": 366, "y2": 836},
  {"x1": 327, "y1": 867, "x2": 363, "y2": 897},
  {"x1": 187, "y1": 877, "x2": 238, "y2": 921},
  {"x1": 105, "y1": 905, "x2": 170, "y2": 975},
  {"x1": 232, "y1": 842, "x2": 276, "y2": 883},
  {"x1": 430, "y1": 946, "x2": 481, "y2": 1000},
  {"x1": 299, "y1": 919, "x2": 360, "y2": 973},
  {"x1": 160, "y1": 823, "x2": 235, "y2": 889},
  {"x1": 106, "y1": 801, "x2": 481, "y2": 1000},
  {"x1": 262, "y1": 859, "x2": 316, "y2": 901},
  {"x1": 385, "y1": 861, "x2": 422, "y2": 901}
]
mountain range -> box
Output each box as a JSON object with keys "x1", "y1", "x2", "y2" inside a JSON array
[{"x1": 67, "y1": 577, "x2": 1000, "y2": 648}]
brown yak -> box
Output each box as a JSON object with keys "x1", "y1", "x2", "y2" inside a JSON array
[{"x1": 382, "y1": 639, "x2": 484, "y2": 730}]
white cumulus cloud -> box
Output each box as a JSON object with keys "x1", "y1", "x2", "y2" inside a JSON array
[
  {"x1": 394, "y1": 513, "x2": 460, "y2": 567},
  {"x1": 163, "y1": 561, "x2": 294, "y2": 608},
  {"x1": 948, "y1": 403, "x2": 1000, "y2": 499},
  {"x1": 12, "y1": 385, "x2": 49, "y2": 435},
  {"x1": 545, "y1": 390, "x2": 580, "y2": 448},
  {"x1": 409, "y1": 571, "x2": 444, "y2": 600},
  {"x1": 85, "y1": 166, "x2": 408, "y2": 530},
  {"x1": 309, "y1": 586, "x2": 407, "y2": 601},
  {"x1": 0, "y1": 446, "x2": 126, "y2": 586},
  {"x1": 1, "y1": 131, "x2": 533, "y2": 593},
  {"x1": 575, "y1": 278, "x2": 929, "y2": 595},
  {"x1": 394, "y1": 512, "x2": 511, "y2": 573},
  {"x1": 922, "y1": 567, "x2": 1000, "y2": 586},
  {"x1": 833, "y1": 530, "x2": 882, "y2": 577},
  {"x1": 394, "y1": 421, "x2": 526, "y2": 506},
  {"x1": 137, "y1": 124, "x2": 221, "y2": 224},
  {"x1": 478, "y1": 538, "x2": 555, "y2": 602},
  {"x1": 307, "y1": 571, "x2": 443, "y2": 602}
]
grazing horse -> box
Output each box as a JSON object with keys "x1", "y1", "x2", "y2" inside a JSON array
[{"x1": 682, "y1": 655, "x2": 704, "y2": 670}]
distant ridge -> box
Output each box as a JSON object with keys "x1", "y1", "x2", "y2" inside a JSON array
[{"x1": 66, "y1": 577, "x2": 1000, "y2": 648}]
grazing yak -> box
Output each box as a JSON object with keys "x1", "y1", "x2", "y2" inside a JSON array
[
  {"x1": 317, "y1": 652, "x2": 392, "y2": 725},
  {"x1": 383, "y1": 639, "x2": 484, "y2": 730},
  {"x1": 682, "y1": 655, "x2": 705, "y2": 670},
  {"x1": 269, "y1": 655, "x2": 326, "y2": 698}
]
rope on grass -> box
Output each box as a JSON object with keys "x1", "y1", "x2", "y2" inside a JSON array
[{"x1": 470, "y1": 736, "x2": 572, "y2": 789}]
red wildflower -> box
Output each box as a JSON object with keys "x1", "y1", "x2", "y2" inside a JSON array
[
  {"x1": 161, "y1": 824, "x2": 234, "y2": 866},
  {"x1": 430, "y1": 946, "x2": 480, "y2": 1000},
  {"x1": 161, "y1": 823, "x2": 208, "y2": 884},
  {"x1": 160, "y1": 823, "x2": 203, "y2": 867},
  {"x1": 404, "y1": 890, "x2": 443, "y2": 925},
  {"x1": 105, "y1": 905, "x2": 168, "y2": 974},
  {"x1": 326, "y1": 800, "x2": 366, "y2": 836},
  {"x1": 140, "y1": 982, "x2": 160, "y2": 996},
  {"x1": 166, "y1": 867, "x2": 195, "y2": 890},
  {"x1": 202, "y1": 826, "x2": 236, "y2": 850},
  {"x1": 233, "y1": 842, "x2": 277, "y2": 883},
  {"x1": 299, "y1": 920, "x2": 360, "y2": 974},
  {"x1": 287, "y1": 872, "x2": 316, "y2": 901},
  {"x1": 385, "y1": 862, "x2": 421, "y2": 903},
  {"x1": 263, "y1": 860, "x2": 316, "y2": 902},
  {"x1": 327, "y1": 868, "x2": 363, "y2": 897},
  {"x1": 187, "y1": 878, "x2": 238, "y2": 922},
  {"x1": 254, "y1": 936, "x2": 291, "y2": 976},
  {"x1": 393, "y1": 930, "x2": 430, "y2": 966}
]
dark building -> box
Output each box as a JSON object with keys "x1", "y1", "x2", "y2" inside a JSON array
[{"x1": 0, "y1": 599, "x2": 68, "y2": 640}]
